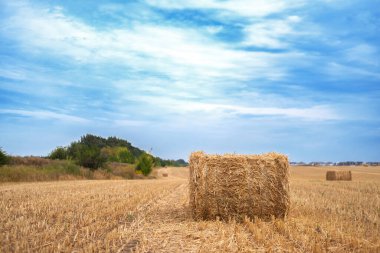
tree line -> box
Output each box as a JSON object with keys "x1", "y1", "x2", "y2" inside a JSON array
[{"x1": 48, "y1": 134, "x2": 188, "y2": 175}]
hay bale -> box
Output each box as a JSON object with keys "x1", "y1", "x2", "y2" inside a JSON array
[
  {"x1": 162, "y1": 173, "x2": 168, "y2": 177},
  {"x1": 326, "y1": 170, "x2": 352, "y2": 181},
  {"x1": 189, "y1": 151, "x2": 290, "y2": 221}
]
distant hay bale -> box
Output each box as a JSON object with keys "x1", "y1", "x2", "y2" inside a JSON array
[
  {"x1": 326, "y1": 171, "x2": 352, "y2": 181},
  {"x1": 189, "y1": 151, "x2": 290, "y2": 221},
  {"x1": 162, "y1": 173, "x2": 168, "y2": 177}
]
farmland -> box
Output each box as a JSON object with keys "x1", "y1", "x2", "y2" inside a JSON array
[{"x1": 1, "y1": 166, "x2": 380, "y2": 252}]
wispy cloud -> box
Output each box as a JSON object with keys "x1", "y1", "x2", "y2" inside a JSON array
[
  {"x1": 0, "y1": 0, "x2": 350, "y2": 122},
  {"x1": 326, "y1": 62, "x2": 380, "y2": 80},
  {"x1": 127, "y1": 96, "x2": 340, "y2": 121},
  {"x1": 145, "y1": 0, "x2": 304, "y2": 18},
  {"x1": 113, "y1": 119, "x2": 149, "y2": 127},
  {"x1": 0, "y1": 1, "x2": 301, "y2": 83},
  {"x1": 242, "y1": 16, "x2": 303, "y2": 49},
  {"x1": 344, "y1": 44, "x2": 379, "y2": 67},
  {"x1": 1, "y1": 1, "x2": 311, "y2": 102},
  {"x1": 0, "y1": 109, "x2": 89, "y2": 123}
]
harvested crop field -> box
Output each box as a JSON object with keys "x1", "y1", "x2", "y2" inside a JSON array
[{"x1": 1, "y1": 166, "x2": 380, "y2": 252}]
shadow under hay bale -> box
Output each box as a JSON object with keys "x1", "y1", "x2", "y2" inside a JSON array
[
  {"x1": 189, "y1": 151, "x2": 290, "y2": 222},
  {"x1": 326, "y1": 170, "x2": 352, "y2": 181},
  {"x1": 162, "y1": 173, "x2": 168, "y2": 177}
]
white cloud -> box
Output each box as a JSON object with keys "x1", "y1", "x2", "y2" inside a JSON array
[
  {"x1": 145, "y1": 0, "x2": 304, "y2": 18},
  {"x1": 2, "y1": 2, "x2": 289, "y2": 84},
  {"x1": 114, "y1": 119, "x2": 148, "y2": 127},
  {"x1": 242, "y1": 16, "x2": 302, "y2": 49},
  {"x1": 129, "y1": 96, "x2": 340, "y2": 121},
  {"x1": 0, "y1": 67, "x2": 28, "y2": 81},
  {"x1": 182, "y1": 102, "x2": 338, "y2": 120},
  {"x1": 0, "y1": 63, "x2": 72, "y2": 86},
  {"x1": 345, "y1": 44, "x2": 379, "y2": 66},
  {"x1": 1, "y1": 1, "x2": 341, "y2": 125},
  {"x1": 0, "y1": 109, "x2": 89, "y2": 123},
  {"x1": 1, "y1": 1, "x2": 306, "y2": 101},
  {"x1": 287, "y1": 15, "x2": 302, "y2": 23},
  {"x1": 145, "y1": 1, "x2": 307, "y2": 50},
  {"x1": 327, "y1": 62, "x2": 380, "y2": 79},
  {"x1": 206, "y1": 25, "x2": 223, "y2": 34}
]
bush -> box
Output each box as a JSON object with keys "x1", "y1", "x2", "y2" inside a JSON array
[
  {"x1": 62, "y1": 162, "x2": 81, "y2": 175},
  {"x1": 136, "y1": 153, "x2": 153, "y2": 176},
  {"x1": 0, "y1": 148, "x2": 10, "y2": 166},
  {"x1": 101, "y1": 146, "x2": 135, "y2": 164},
  {"x1": 118, "y1": 148, "x2": 135, "y2": 163},
  {"x1": 68, "y1": 143, "x2": 106, "y2": 170},
  {"x1": 49, "y1": 147, "x2": 68, "y2": 160}
]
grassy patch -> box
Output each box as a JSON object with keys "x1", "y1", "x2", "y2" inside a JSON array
[
  {"x1": 0, "y1": 160, "x2": 83, "y2": 182},
  {"x1": 106, "y1": 162, "x2": 137, "y2": 179},
  {"x1": 0, "y1": 158, "x2": 153, "y2": 182}
]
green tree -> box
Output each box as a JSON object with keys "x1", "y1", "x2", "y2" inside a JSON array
[
  {"x1": 49, "y1": 147, "x2": 68, "y2": 160},
  {"x1": 117, "y1": 147, "x2": 135, "y2": 163},
  {"x1": 68, "y1": 143, "x2": 106, "y2": 170},
  {"x1": 100, "y1": 146, "x2": 135, "y2": 164},
  {"x1": 136, "y1": 153, "x2": 153, "y2": 176},
  {"x1": 100, "y1": 146, "x2": 119, "y2": 162},
  {"x1": 0, "y1": 148, "x2": 10, "y2": 166}
]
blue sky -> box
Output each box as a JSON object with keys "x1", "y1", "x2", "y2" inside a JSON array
[{"x1": 0, "y1": 0, "x2": 379, "y2": 162}]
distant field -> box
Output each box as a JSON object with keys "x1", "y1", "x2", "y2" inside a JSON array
[
  {"x1": 291, "y1": 165, "x2": 380, "y2": 181},
  {"x1": 1, "y1": 166, "x2": 379, "y2": 252}
]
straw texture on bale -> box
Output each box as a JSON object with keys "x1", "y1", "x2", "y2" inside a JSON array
[
  {"x1": 326, "y1": 171, "x2": 352, "y2": 181},
  {"x1": 189, "y1": 151, "x2": 290, "y2": 221}
]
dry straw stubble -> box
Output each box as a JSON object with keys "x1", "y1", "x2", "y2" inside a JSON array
[{"x1": 189, "y1": 151, "x2": 290, "y2": 221}]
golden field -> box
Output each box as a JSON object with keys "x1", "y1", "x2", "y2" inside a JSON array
[{"x1": 1, "y1": 166, "x2": 379, "y2": 252}]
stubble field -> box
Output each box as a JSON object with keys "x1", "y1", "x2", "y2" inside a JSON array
[{"x1": 1, "y1": 166, "x2": 379, "y2": 252}]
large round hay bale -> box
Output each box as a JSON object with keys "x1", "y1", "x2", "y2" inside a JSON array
[
  {"x1": 326, "y1": 170, "x2": 352, "y2": 181},
  {"x1": 189, "y1": 151, "x2": 290, "y2": 221}
]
